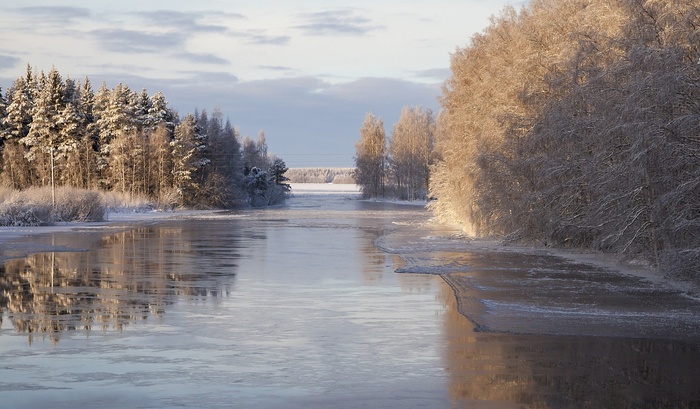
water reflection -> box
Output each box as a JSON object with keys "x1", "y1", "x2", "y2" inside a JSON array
[
  {"x1": 439, "y1": 281, "x2": 700, "y2": 408},
  {"x1": 0, "y1": 222, "x2": 243, "y2": 344}
]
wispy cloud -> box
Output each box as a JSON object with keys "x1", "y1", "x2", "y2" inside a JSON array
[
  {"x1": 294, "y1": 10, "x2": 382, "y2": 36},
  {"x1": 134, "y1": 10, "x2": 238, "y2": 34},
  {"x1": 412, "y1": 68, "x2": 451, "y2": 81},
  {"x1": 15, "y1": 6, "x2": 91, "y2": 24},
  {"x1": 176, "y1": 52, "x2": 229, "y2": 66},
  {"x1": 246, "y1": 33, "x2": 291, "y2": 46},
  {"x1": 90, "y1": 28, "x2": 185, "y2": 54},
  {"x1": 257, "y1": 65, "x2": 295, "y2": 72}
]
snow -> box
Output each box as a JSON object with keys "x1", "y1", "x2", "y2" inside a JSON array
[{"x1": 290, "y1": 183, "x2": 361, "y2": 194}]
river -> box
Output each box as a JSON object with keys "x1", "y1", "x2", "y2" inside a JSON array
[{"x1": 1, "y1": 185, "x2": 699, "y2": 408}]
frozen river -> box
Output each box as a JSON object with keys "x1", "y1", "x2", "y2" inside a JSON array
[{"x1": 1, "y1": 185, "x2": 699, "y2": 408}]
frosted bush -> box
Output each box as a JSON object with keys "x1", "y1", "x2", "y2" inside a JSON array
[
  {"x1": 54, "y1": 187, "x2": 106, "y2": 222},
  {"x1": 100, "y1": 191, "x2": 154, "y2": 213},
  {"x1": 0, "y1": 186, "x2": 107, "y2": 226},
  {"x1": 0, "y1": 192, "x2": 53, "y2": 226}
]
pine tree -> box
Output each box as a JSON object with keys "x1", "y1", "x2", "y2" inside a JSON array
[
  {"x1": 3, "y1": 77, "x2": 33, "y2": 142},
  {"x1": 24, "y1": 66, "x2": 65, "y2": 189},
  {"x1": 134, "y1": 88, "x2": 152, "y2": 131},
  {"x1": 171, "y1": 113, "x2": 199, "y2": 206},
  {"x1": 148, "y1": 91, "x2": 175, "y2": 133}
]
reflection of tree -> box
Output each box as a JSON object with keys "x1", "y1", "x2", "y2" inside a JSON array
[
  {"x1": 439, "y1": 281, "x2": 700, "y2": 407},
  {"x1": 0, "y1": 223, "x2": 240, "y2": 345}
]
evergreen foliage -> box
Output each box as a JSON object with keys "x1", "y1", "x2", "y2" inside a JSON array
[{"x1": 0, "y1": 65, "x2": 288, "y2": 209}]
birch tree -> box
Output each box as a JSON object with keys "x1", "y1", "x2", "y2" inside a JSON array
[
  {"x1": 354, "y1": 113, "x2": 386, "y2": 198},
  {"x1": 389, "y1": 106, "x2": 434, "y2": 200}
]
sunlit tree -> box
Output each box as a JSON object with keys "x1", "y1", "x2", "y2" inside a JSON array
[{"x1": 354, "y1": 113, "x2": 386, "y2": 198}]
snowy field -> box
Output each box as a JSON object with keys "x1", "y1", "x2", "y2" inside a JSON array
[{"x1": 289, "y1": 183, "x2": 361, "y2": 194}]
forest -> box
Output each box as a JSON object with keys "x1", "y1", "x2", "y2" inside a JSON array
[
  {"x1": 428, "y1": 0, "x2": 700, "y2": 280},
  {"x1": 0, "y1": 65, "x2": 290, "y2": 220}
]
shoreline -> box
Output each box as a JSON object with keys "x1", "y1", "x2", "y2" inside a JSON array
[
  {"x1": 458, "y1": 237, "x2": 699, "y2": 296},
  {"x1": 0, "y1": 209, "x2": 219, "y2": 264}
]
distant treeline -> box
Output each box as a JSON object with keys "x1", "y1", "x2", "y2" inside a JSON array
[
  {"x1": 0, "y1": 65, "x2": 289, "y2": 209},
  {"x1": 286, "y1": 168, "x2": 355, "y2": 184},
  {"x1": 430, "y1": 0, "x2": 700, "y2": 279}
]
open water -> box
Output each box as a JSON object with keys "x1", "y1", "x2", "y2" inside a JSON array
[{"x1": 1, "y1": 187, "x2": 699, "y2": 408}]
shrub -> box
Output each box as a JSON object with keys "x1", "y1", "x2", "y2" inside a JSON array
[
  {"x1": 54, "y1": 187, "x2": 106, "y2": 222},
  {"x1": 99, "y1": 191, "x2": 154, "y2": 213},
  {"x1": 0, "y1": 186, "x2": 107, "y2": 226},
  {"x1": 0, "y1": 189, "x2": 54, "y2": 226}
]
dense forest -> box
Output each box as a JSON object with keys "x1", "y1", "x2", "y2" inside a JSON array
[
  {"x1": 429, "y1": 0, "x2": 700, "y2": 279},
  {"x1": 0, "y1": 65, "x2": 289, "y2": 210}
]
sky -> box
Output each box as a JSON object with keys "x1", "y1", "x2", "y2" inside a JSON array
[{"x1": 0, "y1": 0, "x2": 522, "y2": 168}]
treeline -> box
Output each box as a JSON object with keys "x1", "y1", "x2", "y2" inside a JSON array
[
  {"x1": 285, "y1": 168, "x2": 355, "y2": 184},
  {"x1": 0, "y1": 65, "x2": 289, "y2": 209},
  {"x1": 431, "y1": 0, "x2": 700, "y2": 278},
  {"x1": 354, "y1": 107, "x2": 435, "y2": 200}
]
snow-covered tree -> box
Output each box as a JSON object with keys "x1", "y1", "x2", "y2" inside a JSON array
[
  {"x1": 2, "y1": 77, "x2": 33, "y2": 142},
  {"x1": 354, "y1": 113, "x2": 386, "y2": 198},
  {"x1": 388, "y1": 106, "x2": 434, "y2": 200},
  {"x1": 148, "y1": 91, "x2": 175, "y2": 133},
  {"x1": 23, "y1": 66, "x2": 65, "y2": 188}
]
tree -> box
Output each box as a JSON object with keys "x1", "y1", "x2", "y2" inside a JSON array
[
  {"x1": 269, "y1": 157, "x2": 290, "y2": 188},
  {"x1": 171, "y1": 113, "x2": 199, "y2": 205},
  {"x1": 354, "y1": 113, "x2": 386, "y2": 198},
  {"x1": 23, "y1": 66, "x2": 65, "y2": 200},
  {"x1": 389, "y1": 106, "x2": 434, "y2": 200},
  {"x1": 1, "y1": 76, "x2": 35, "y2": 189},
  {"x1": 241, "y1": 131, "x2": 270, "y2": 172},
  {"x1": 149, "y1": 123, "x2": 174, "y2": 203},
  {"x1": 430, "y1": 0, "x2": 700, "y2": 277},
  {"x1": 0, "y1": 65, "x2": 289, "y2": 209}
]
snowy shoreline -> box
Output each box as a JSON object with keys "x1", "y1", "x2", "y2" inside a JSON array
[{"x1": 0, "y1": 209, "x2": 220, "y2": 264}]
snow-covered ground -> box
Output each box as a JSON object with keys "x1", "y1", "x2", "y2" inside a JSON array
[{"x1": 289, "y1": 182, "x2": 361, "y2": 194}]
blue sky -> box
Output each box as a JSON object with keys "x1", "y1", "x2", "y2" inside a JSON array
[{"x1": 0, "y1": 0, "x2": 521, "y2": 167}]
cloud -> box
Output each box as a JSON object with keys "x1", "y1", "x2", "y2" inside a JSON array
[
  {"x1": 412, "y1": 68, "x2": 451, "y2": 81},
  {"x1": 175, "y1": 71, "x2": 239, "y2": 86},
  {"x1": 0, "y1": 54, "x2": 20, "y2": 71},
  {"x1": 246, "y1": 33, "x2": 291, "y2": 46},
  {"x1": 257, "y1": 65, "x2": 295, "y2": 73},
  {"x1": 90, "y1": 28, "x2": 185, "y2": 54},
  {"x1": 294, "y1": 10, "x2": 383, "y2": 36},
  {"x1": 176, "y1": 52, "x2": 229, "y2": 66},
  {"x1": 134, "y1": 10, "x2": 236, "y2": 34},
  {"x1": 167, "y1": 76, "x2": 438, "y2": 166},
  {"x1": 15, "y1": 6, "x2": 91, "y2": 23}
]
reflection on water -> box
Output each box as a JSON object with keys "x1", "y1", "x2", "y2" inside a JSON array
[
  {"x1": 0, "y1": 224, "x2": 243, "y2": 344},
  {"x1": 439, "y1": 282, "x2": 700, "y2": 408},
  {"x1": 1, "y1": 191, "x2": 700, "y2": 408}
]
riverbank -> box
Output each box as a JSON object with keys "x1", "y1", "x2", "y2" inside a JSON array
[{"x1": 0, "y1": 209, "x2": 219, "y2": 264}]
